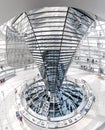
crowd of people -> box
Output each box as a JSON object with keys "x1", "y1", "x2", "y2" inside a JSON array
[{"x1": 16, "y1": 111, "x2": 23, "y2": 123}]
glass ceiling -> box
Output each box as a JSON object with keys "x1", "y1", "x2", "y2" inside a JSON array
[
  {"x1": 0, "y1": 8, "x2": 105, "y2": 75},
  {"x1": 74, "y1": 20, "x2": 105, "y2": 74},
  {"x1": 5, "y1": 7, "x2": 94, "y2": 93}
]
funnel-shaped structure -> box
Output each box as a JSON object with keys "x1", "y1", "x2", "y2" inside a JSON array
[
  {"x1": 6, "y1": 7, "x2": 95, "y2": 128},
  {"x1": 6, "y1": 7, "x2": 94, "y2": 93}
]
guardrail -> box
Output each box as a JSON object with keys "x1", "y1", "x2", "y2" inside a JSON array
[
  {"x1": 0, "y1": 65, "x2": 36, "y2": 84},
  {"x1": 0, "y1": 68, "x2": 16, "y2": 84},
  {"x1": 15, "y1": 76, "x2": 95, "y2": 129}
]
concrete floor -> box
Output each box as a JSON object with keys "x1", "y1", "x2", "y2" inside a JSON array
[{"x1": 0, "y1": 67, "x2": 105, "y2": 130}]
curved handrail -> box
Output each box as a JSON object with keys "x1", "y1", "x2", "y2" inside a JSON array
[{"x1": 15, "y1": 76, "x2": 95, "y2": 128}]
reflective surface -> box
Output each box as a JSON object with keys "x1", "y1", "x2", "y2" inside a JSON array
[
  {"x1": 18, "y1": 76, "x2": 94, "y2": 128},
  {"x1": 5, "y1": 7, "x2": 94, "y2": 128},
  {"x1": 24, "y1": 80, "x2": 83, "y2": 118},
  {"x1": 6, "y1": 7, "x2": 94, "y2": 93}
]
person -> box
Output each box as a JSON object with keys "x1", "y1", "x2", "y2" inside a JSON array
[
  {"x1": 14, "y1": 88, "x2": 17, "y2": 94},
  {"x1": 16, "y1": 111, "x2": 20, "y2": 119},
  {"x1": 92, "y1": 59, "x2": 94, "y2": 64},
  {"x1": 1, "y1": 91, "x2": 4, "y2": 97},
  {"x1": 19, "y1": 116, "x2": 23, "y2": 122},
  {"x1": 37, "y1": 73, "x2": 40, "y2": 77},
  {"x1": 87, "y1": 58, "x2": 89, "y2": 62},
  {"x1": 33, "y1": 78, "x2": 36, "y2": 83},
  {"x1": 0, "y1": 79, "x2": 2, "y2": 83},
  {"x1": 0, "y1": 65, "x2": 3, "y2": 70},
  {"x1": 16, "y1": 111, "x2": 23, "y2": 123},
  {"x1": 93, "y1": 96, "x2": 96, "y2": 102}
]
